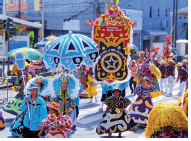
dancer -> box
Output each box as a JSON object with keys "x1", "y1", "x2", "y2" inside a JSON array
[
  {"x1": 0, "y1": 111, "x2": 5, "y2": 130},
  {"x1": 21, "y1": 83, "x2": 47, "y2": 138},
  {"x1": 38, "y1": 102, "x2": 73, "y2": 138},
  {"x1": 176, "y1": 62, "x2": 188, "y2": 96},
  {"x1": 166, "y1": 59, "x2": 175, "y2": 96},
  {"x1": 129, "y1": 60, "x2": 138, "y2": 94},
  {"x1": 128, "y1": 77, "x2": 157, "y2": 127},
  {"x1": 96, "y1": 87, "x2": 139, "y2": 138},
  {"x1": 153, "y1": 57, "x2": 160, "y2": 67},
  {"x1": 158, "y1": 60, "x2": 168, "y2": 94}
]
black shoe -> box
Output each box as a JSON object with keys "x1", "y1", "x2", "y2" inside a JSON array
[
  {"x1": 71, "y1": 125, "x2": 77, "y2": 131},
  {"x1": 131, "y1": 91, "x2": 133, "y2": 94}
]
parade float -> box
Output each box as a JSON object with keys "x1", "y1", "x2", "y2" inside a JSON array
[
  {"x1": 92, "y1": 4, "x2": 135, "y2": 85},
  {"x1": 145, "y1": 102, "x2": 188, "y2": 138}
]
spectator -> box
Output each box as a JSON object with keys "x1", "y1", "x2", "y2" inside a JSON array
[{"x1": 129, "y1": 60, "x2": 138, "y2": 94}]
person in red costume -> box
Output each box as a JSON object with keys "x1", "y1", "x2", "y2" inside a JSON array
[{"x1": 38, "y1": 102, "x2": 73, "y2": 138}]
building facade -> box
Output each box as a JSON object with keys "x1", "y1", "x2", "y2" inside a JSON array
[
  {"x1": 0, "y1": 0, "x2": 3, "y2": 14},
  {"x1": 26, "y1": 0, "x2": 188, "y2": 53},
  {"x1": 6, "y1": 0, "x2": 28, "y2": 20}
]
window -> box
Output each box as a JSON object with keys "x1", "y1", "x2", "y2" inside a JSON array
[
  {"x1": 9, "y1": 0, "x2": 14, "y2": 6},
  {"x1": 24, "y1": 0, "x2": 27, "y2": 5},
  {"x1": 165, "y1": 8, "x2": 168, "y2": 17},
  {"x1": 150, "y1": 7, "x2": 152, "y2": 18},
  {"x1": 166, "y1": 20, "x2": 168, "y2": 28},
  {"x1": 16, "y1": 0, "x2": 20, "y2": 5},
  {"x1": 158, "y1": 8, "x2": 160, "y2": 17}
]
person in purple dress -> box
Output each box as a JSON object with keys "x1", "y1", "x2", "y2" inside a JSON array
[{"x1": 128, "y1": 77, "x2": 157, "y2": 127}]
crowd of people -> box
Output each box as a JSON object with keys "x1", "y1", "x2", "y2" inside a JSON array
[{"x1": 1, "y1": 46, "x2": 188, "y2": 138}]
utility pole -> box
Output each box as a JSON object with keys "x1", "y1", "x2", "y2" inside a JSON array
[
  {"x1": 2, "y1": 0, "x2": 6, "y2": 83},
  {"x1": 172, "y1": 0, "x2": 178, "y2": 50},
  {"x1": 41, "y1": 0, "x2": 44, "y2": 53},
  {"x1": 18, "y1": 0, "x2": 21, "y2": 19}
]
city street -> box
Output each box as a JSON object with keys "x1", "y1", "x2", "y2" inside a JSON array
[{"x1": 0, "y1": 70, "x2": 182, "y2": 138}]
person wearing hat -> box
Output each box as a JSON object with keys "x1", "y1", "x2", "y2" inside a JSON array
[
  {"x1": 128, "y1": 77, "x2": 157, "y2": 127},
  {"x1": 96, "y1": 87, "x2": 139, "y2": 138},
  {"x1": 158, "y1": 60, "x2": 168, "y2": 94},
  {"x1": 38, "y1": 102, "x2": 73, "y2": 138},
  {"x1": 184, "y1": 55, "x2": 188, "y2": 61},
  {"x1": 166, "y1": 59, "x2": 175, "y2": 96},
  {"x1": 176, "y1": 62, "x2": 188, "y2": 96},
  {"x1": 169, "y1": 53, "x2": 177, "y2": 64},
  {"x1": 153, "y1": 57, "x2": 160, "y2": 67},
  {"x1": 182, "y1": 59, "x2": 188, "y2": 71},
  {"x1": 129, "y1": 60, "x2": 138, "y2": 94},
  {"x1": 21, "y1": 83, "x2": 47, "y2": 138},
  {"x1": 138, "y1": 51, "x2": 146, "y2": 65}
]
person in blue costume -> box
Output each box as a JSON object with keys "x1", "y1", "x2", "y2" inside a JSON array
[
  {"x1": 98, "y1": 83, "x2": 113, "y2": 111},
  {"x1": 98, "y1": 81, "x2": 129, "y2": 111},
  {"x1": 3, "y1": 76, "x2": 27, "y2": 116},
  {"x1": 21, "y1": 83, "x2": 47, "y2": 138}
]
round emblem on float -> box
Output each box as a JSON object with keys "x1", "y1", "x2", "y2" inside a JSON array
[{"x1": 101, "y1": 52, "x2": 122, "y2": 73}]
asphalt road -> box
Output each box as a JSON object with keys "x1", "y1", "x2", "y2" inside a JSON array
[{"x1": 0, "y1": 76, "x2": 181, "y2": 138}]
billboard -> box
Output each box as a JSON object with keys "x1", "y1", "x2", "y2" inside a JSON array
[{"x1": 121, "y1": 9, "x2": 142, "y2": 31}]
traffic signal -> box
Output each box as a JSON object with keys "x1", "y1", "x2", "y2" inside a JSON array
[
  {"x1": 0, "y1": 19, "x2": 7, "y2": 29},
  {"x1": 6, "y1": 18, "x2": 13, "y2": 31}
]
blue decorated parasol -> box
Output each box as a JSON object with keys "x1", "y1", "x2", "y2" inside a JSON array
[
  {"x1": 43, "y1": 31, "x2": 99, "y2": 72},
  {"x1": 34, "y1": 35, "x2": 57, "y2": 48}
]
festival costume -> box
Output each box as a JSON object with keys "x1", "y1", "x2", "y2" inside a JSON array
[
  {"x1": 42, "y1": 114, "x2": 73, "y2": 138},
  {"x1": 166, "y1": 64, "x2": 175, "y2": 94},
  {"x1": 96, "y1": 96, "x2": 139, "y2": 135},
  {"x1": 158, "y1": 64, "x2": 168, "y2": 93},
  {"x1": 145, "y1": 102, "x2": 188, "y2": 138},
  {"x1": 178, "y1": 67, "x2": 188, "y2": 96},
  {"x1": 3, "y1": 84, "x2": 25, "y2": 116},
  {"x1": 128, "y1": 85, "x2": 157, "y2": 127},
  {"x1": 0, "y1": 112, "x2": 5, "y2": 130}
]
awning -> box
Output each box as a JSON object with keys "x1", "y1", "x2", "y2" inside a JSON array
[
  {"x1": 170, "y1": 7, "x2": 188, "y2": 17},
  {"x1": 0, "y1": 14, "x2": 42, "y2": 28},
  {"x1": 142, "y1": 30, "x2": 168, "y2": 36}
]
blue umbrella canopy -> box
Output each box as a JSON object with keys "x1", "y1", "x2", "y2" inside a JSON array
[
  {"x1": 43, "y1": 31, "x2": 98, "y2": 72},
  {"x1": 34, "y1": 35, "x2": 57, "y2": 48}
]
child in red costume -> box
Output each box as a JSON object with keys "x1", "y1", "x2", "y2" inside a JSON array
[{"x1": 38, "y1": 102, "x2": 73, "y2": 138}]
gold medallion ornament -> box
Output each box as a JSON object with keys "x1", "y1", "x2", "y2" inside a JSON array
[{"x1": 101, "y1": 52, "x2": 122, "y2": 73}]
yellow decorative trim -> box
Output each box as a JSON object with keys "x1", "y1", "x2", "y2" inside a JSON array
[
  {"x1": 97, "y1": 64, "x2": 101, "y2": 70},
  {"x1": 110, "y1": 126, "x2": 117, "y2": 133},
  {"x1": 145, "y1": 100, "x2": 153, "y2": 108},
  {"x1": 134, "y1": 99, "x2": 143, "y2": 105},
  {"x1": 101, "y1": 52, "x2": 122, "y2": 73},
  {"x1": 122, "y1": 56, "x2": 127, "y2": 71}
]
